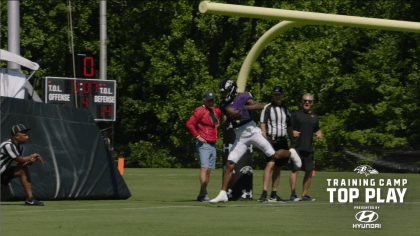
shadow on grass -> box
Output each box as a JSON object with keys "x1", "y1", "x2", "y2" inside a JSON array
[
  {"x1": 1, "y1": 202, "x2": 25, "y2": 206},
  {"x1": 132, "y1": 199, "x2": 200, "y2": 203}
]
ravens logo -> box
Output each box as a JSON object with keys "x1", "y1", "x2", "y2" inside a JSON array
[
  {"x1": 354, "y1": 165, "x2": 379, "y2": 177},
  {"x1": 240, "y1": 166, "x2": 253, "y2": 175}
]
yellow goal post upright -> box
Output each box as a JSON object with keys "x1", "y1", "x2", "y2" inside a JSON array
[{"x1": 199, "y1": 1, "x2": 420, "y2": 92}]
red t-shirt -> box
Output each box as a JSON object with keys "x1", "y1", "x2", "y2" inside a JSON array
[{"x1": 186, "y1": 106, "x2": 221, "y2": 142}]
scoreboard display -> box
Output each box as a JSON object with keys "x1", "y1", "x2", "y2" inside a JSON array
[
  {"x1": 65, "y1": 54, "x2": 96, "y2": 78},
  {"x1": 43, "y1": 77, "x2": 116, "y2": 121}
]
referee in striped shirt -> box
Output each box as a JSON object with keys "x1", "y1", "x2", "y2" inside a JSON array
[
  {"x1": 1, "y1": 124, "x2": 44, "y2": 206},
  {"x1": 257, "y1": 86, "x2": 294, "y2": 203}
]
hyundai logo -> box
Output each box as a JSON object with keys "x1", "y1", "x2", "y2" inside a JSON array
[{"x1": 355, "y1": 210, "x2": 379, "y2": 223}]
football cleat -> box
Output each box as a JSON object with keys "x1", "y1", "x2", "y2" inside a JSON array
[
  {"x1": 257, "y1": 196, "x2": 267, "y2": 203},
  {"x1": 25, "y1": 197, "x2": 44, "y2": 206},
  {"x1": 197, "y1": 194, "x2": 210, "y2": 202},
  {"x1": 301, "y1": 195, "x2": 316, "y2": 201},
  {"x1": 289, "y1": 193, "x2": 298, "y2": 201},
  {"x1": 209, "y1": 191, "x2": 228, "y2": 203},
  {"x1": 268, "y1": 195, "x2": 286, "y2": 203}
]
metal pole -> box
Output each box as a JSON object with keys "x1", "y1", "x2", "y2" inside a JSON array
[
  {"x1": 100, "y1": 0, "x2": 108, "y2": 157},
  {"x1": 199, "y1": 1, "x2": 420, "y2": 33},
  {"x1": 112, "y1": 121, "x2": 114, "y2": 157},
  {"x1": 100, "y1": 0, "x2": 107, "y2": 80},
  {"x1": 237, "y1": 21, "x2": 304, "y2": 92},
  {"x1": 7, "y1": 0, "x2": 21, "y2": 72}
]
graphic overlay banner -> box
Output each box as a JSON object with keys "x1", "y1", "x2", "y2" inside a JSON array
[{"x1": 322, "y1": 164, "x2": 417, "y2": 230}]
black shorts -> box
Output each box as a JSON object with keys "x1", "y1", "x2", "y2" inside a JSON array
[
  {"x1": 266, "y1": 137, "x2": 289, "y2": 167},
  {"x1": 291, "y1": 150, "x2": 314, "y2": 172},
  {"x1": 1, "y1": 166, "x2": 16, "y2": 185}
]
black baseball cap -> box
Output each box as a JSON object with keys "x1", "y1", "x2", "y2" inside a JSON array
[
  {"x1": 272, "y1": 86, "x2": 284, "y2": 94},
  {"x1": 12, "y1": 124, "x2": 30, "y2": 135},
  {"x1": 204, "y1": 92, "x2": 215, "y2": 100}
]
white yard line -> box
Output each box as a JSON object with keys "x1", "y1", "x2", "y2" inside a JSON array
[{"x1": 10, "y1": 202, "x2": 420, "y2": 213}]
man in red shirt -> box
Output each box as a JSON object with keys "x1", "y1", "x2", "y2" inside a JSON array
[{"x1": 186, "y1": 92, "x2": 222, "y2": 202}]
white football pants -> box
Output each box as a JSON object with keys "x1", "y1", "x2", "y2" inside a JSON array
[{"x1": 227, "y1": 120, "x2": 275, "y2": 163}]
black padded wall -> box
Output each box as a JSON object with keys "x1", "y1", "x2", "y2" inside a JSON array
[{"x1": 1, "y1": 97, "x2": 131, "y2": 200}]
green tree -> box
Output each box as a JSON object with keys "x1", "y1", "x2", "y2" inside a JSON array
[{"x1": 2, "y1": 0, "x2": 419, "y2": 168}]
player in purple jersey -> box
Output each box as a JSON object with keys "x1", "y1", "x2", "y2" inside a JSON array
[{"x1": 210, "y1": 79, "x2": 302, "y2": 203}]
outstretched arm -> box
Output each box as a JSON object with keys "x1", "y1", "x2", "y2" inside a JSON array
[
  {"x1": 245, "y1": 99, "x2": 263, "y2": 110},
  {"x1": 16, "y1": 153, "x2": 44, "y2": 167}
]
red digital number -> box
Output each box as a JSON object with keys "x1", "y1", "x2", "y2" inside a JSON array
[
  {"x1": 100, "y1": 105, "x2": 112, "y2": 118},
  {"x1": 105, "y1": 105, "x2": 112, "y2": 117},
  {"x1": 82, "y1": 97, "x2": 89, "y2": 108},
  {"x1": 84, "y1": 57, "x2": 94, "y2": 77},
  {"x1": 83, "y1": 81, "x2": 90, "y2": 93},
  {"x1": 92, "y1": 81, "x2": 98, "y2": 93},
  {"x1": 72, "y1": 80, "x2": 79, "y2": 93}
]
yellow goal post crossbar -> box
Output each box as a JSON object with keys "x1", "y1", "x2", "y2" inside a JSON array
[{"x1": 199, "y1": 1, "x2": 420, "y2": 92}]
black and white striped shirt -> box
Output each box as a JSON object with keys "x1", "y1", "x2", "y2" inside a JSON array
[
  {"x1": 260, "y1": 103, "x2": 291, "y2": 138},
  {"x1": 0, "y1": 139, "x2": 23, "y2": 174}
]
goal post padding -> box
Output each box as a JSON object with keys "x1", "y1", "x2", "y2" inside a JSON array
[{"x1": 0, "y1": 96, "x2": 131, "y2": 200}]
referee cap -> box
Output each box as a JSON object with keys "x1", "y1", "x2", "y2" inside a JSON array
[{"x1": 12, "y1": 124, "x2": 30, "y2": 135}]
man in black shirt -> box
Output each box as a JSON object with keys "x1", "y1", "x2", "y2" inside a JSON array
[{"x1": 289, "y1": 94, "x2": 322, "y2": 201}]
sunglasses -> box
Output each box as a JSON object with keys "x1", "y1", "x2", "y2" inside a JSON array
[{"x1": 303, "y1": 100, "x2": 313, "y2": 104}]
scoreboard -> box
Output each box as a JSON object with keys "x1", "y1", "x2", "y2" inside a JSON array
[
  {"x1": 65, "y1": 54, "x2": 96, "y2": 78},
  {"x1": 43, "y1": 77, "x2": 116, "y2": 121}
]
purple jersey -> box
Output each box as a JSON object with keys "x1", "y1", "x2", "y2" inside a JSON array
[{"x1": 226, "y1": 92, "x2": 253, "y2": 121}]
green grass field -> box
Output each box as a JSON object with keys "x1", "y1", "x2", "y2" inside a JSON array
[{"x1": 2, "y1": 168, "x2": 420, "y2": 236}]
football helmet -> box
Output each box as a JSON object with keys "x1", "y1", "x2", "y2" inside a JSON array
[{"x1": 218, "y1": 78, "x2": 238, "y2": 102}]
